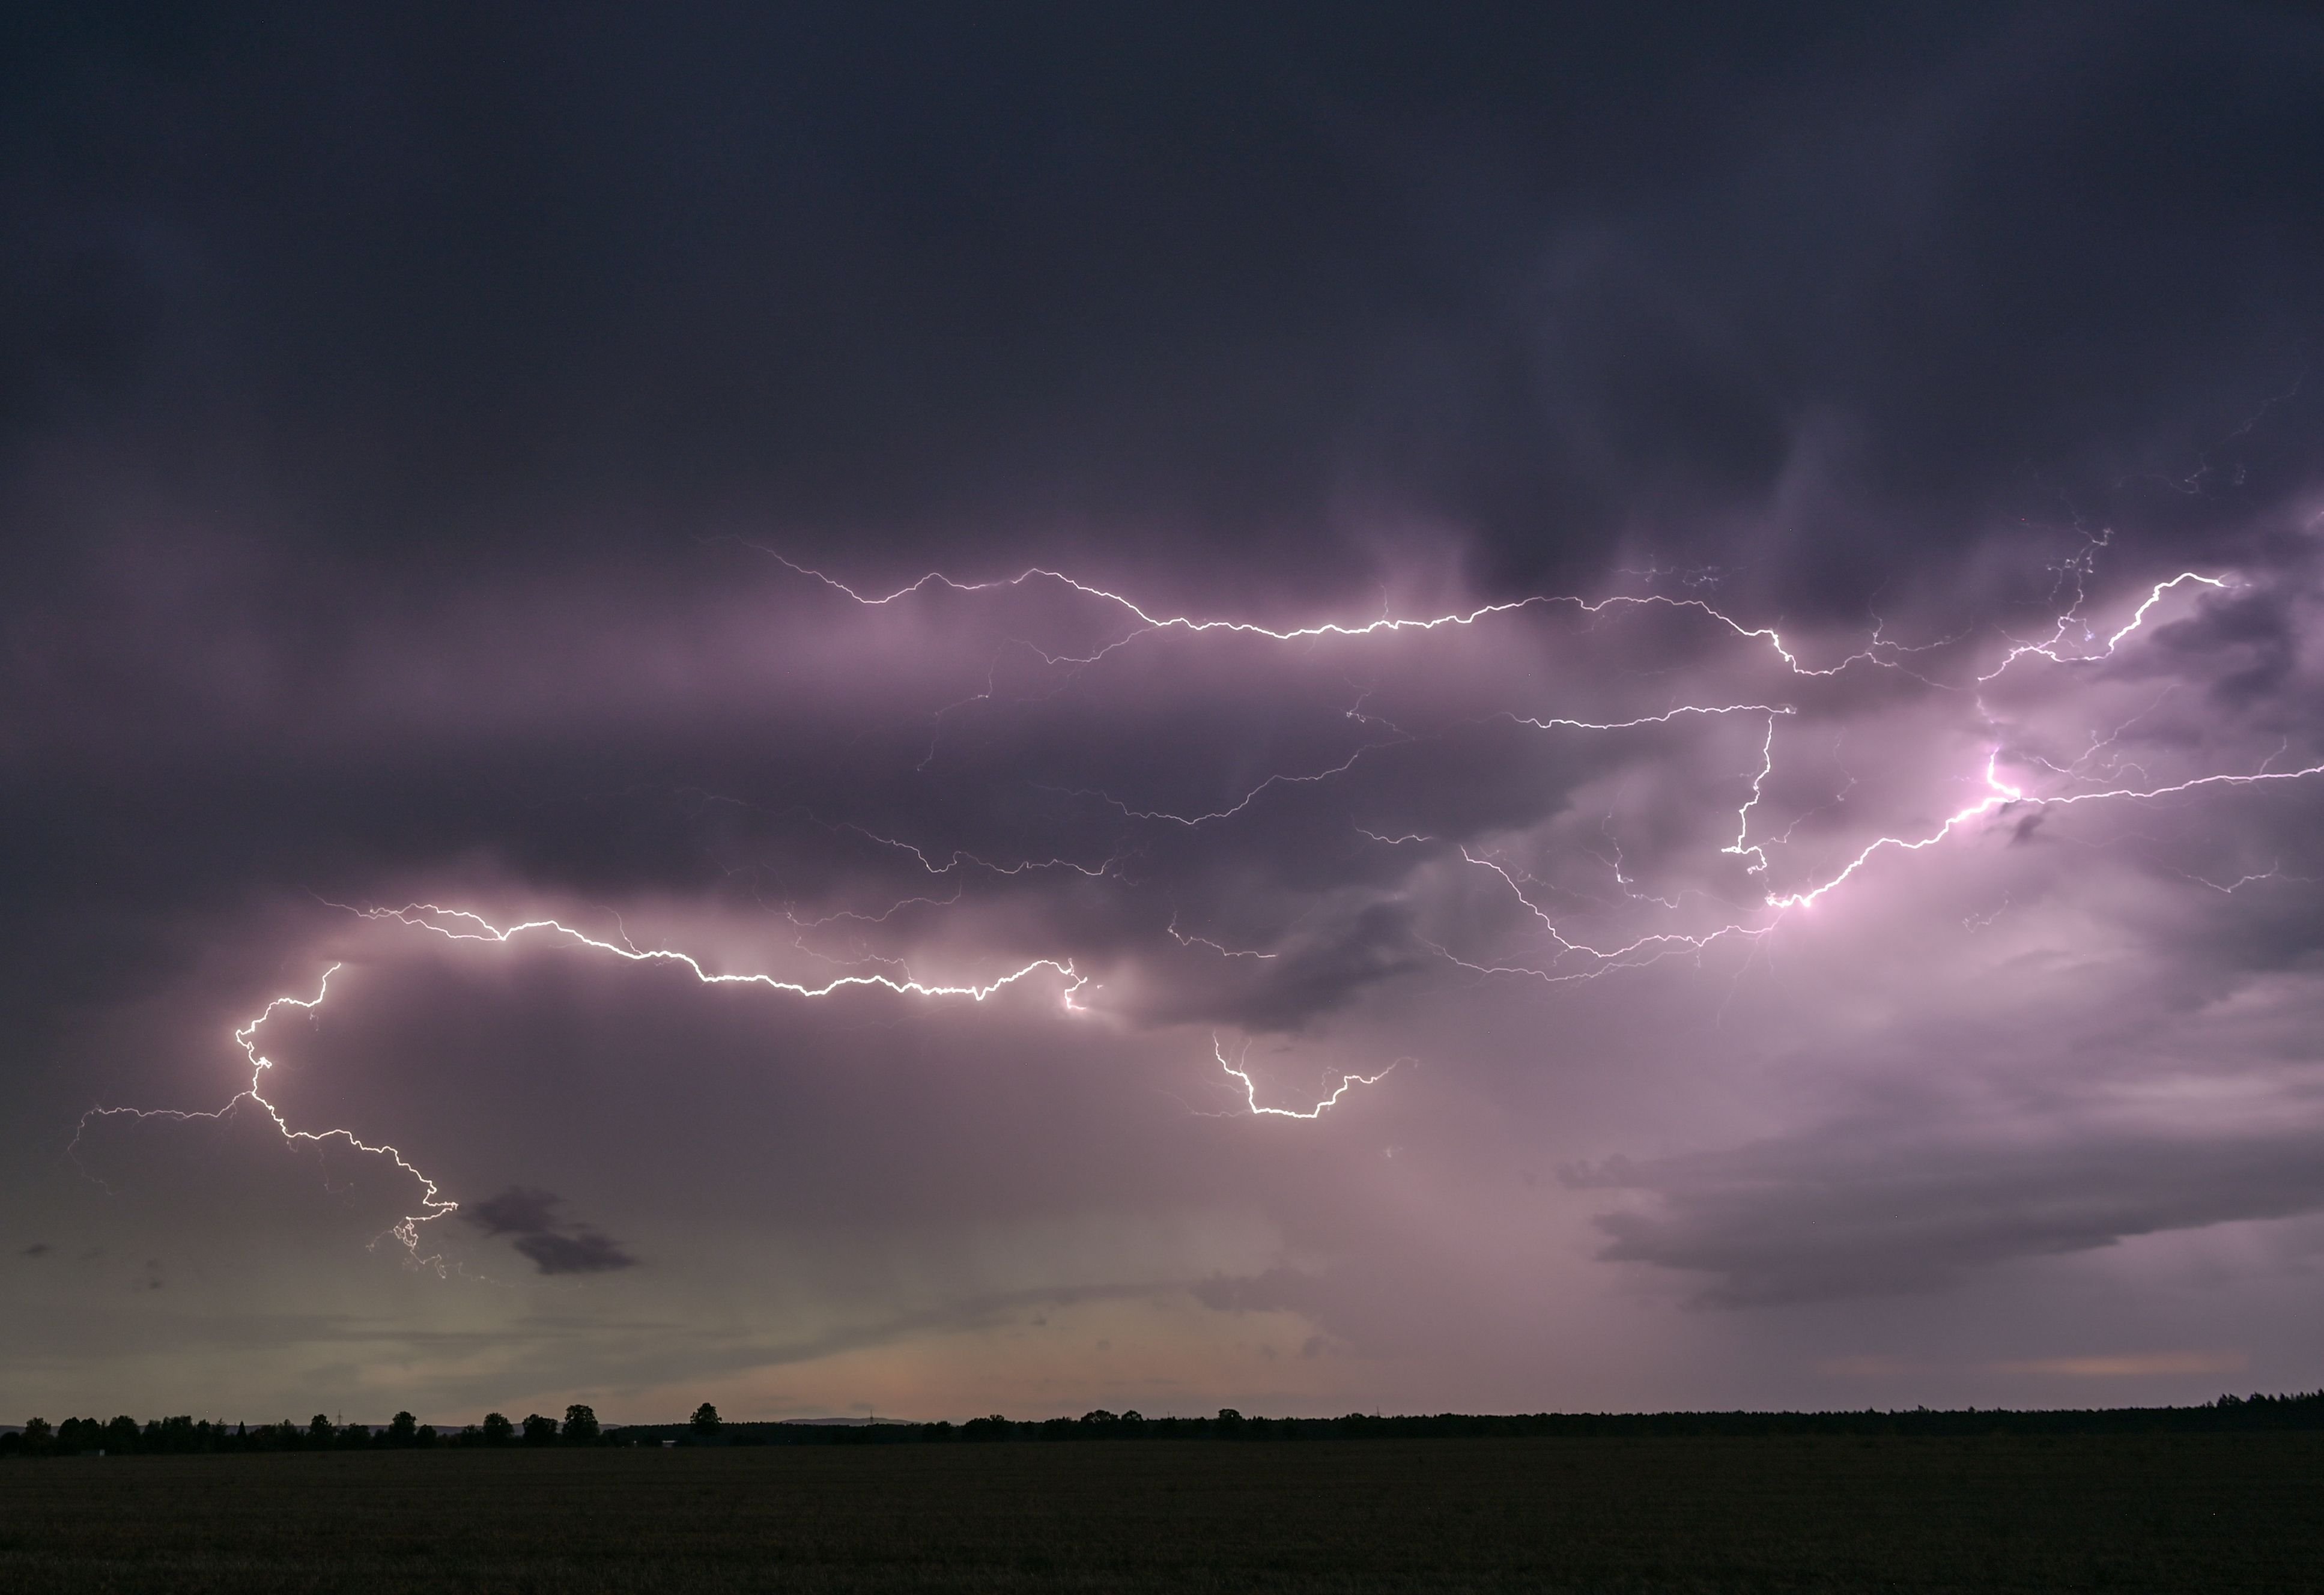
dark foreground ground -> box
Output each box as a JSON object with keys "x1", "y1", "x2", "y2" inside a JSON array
[{"x1": 5, "y1": 1434, "x2": 2321, "y2": 1593}]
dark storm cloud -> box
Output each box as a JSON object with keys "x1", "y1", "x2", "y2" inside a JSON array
[
  {"x1": 464, "y1": 1186, "x2": 636, "y2": 1276},
  {"x1": 511, "y1": 1230, "x2": 636, "y2": 1278},
  {"x1": 463, "y1": 1187, "x2": 568, "y2": 1238},
  {"x1": 4, "y1": 3, "x2": 2319, "y2": 599},
  {"x1": 1587, "y1": 1124, "x2": 2324, "y2": 1307},
  {"x1": 7, "y1": 1, "x2": 2324, "y2": 1415},
  {"x1": 1570, "y1": 698, "x2": 2324, "y2": 1309}
]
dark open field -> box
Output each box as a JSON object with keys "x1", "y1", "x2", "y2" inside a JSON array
[{"x1": 5, "y1": 1433, "x2": 2321, "y2": 1592}]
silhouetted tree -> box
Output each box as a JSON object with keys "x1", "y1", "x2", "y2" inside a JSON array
[
  {"x1": 106, "y1": 1415, "x2": 140, "y2": 1453},
  {"x1": 308, "y1": 1414, "x2": 334, "y2": 1445},
  {"x1": 690, "y1": 1402, "x2": 722, "y2": 1436},
  {"x1": 22, "y1": 1417, "x2": 52, "y2": 1453},
  {"x1": 481, "y1": 1411, "x2": 514, "y2": 1445},
  {"x1": 389, "y1": 1411, "x2": 418, "y2": 1446},
  {"x1": 562, "y1": 1404, "x2": 599, "y2": 1443},
  {"x1": 521, "y1": 1412, "x2": 557, "y2": 1445},
  {"x1": 149, "y1": 1415, "x2": 199, "y2": 1453}
]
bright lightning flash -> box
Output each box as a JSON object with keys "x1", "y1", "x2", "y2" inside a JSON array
[{"x1": 82, "y1": 546, "x2": 2317, "y2": 1262}]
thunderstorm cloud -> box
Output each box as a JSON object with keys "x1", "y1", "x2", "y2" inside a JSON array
[{"x1": 6, "y1": 1, "x2": 2324, "y2": 1422}]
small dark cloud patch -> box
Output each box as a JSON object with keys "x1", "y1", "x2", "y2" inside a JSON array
[
  {"x1": 511, "y1": 1229, "x2": 637, "y2": 1276},
  {"x1": 23, "y1": 1242, "x2": 51, "y2": 1256},
  {"x1": 463, "y1": 1185, "x2": 638, "y2": 1276},
  {"x1": 463, "y1": 1187, "x2": 565, "y2": 1237},
  {"x1": 1192, "y1": 1266, "x2": 1324, "y2": 1315}
]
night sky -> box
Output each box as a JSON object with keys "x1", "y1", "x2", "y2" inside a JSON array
[{"x1": 9, "y1": 2, "x2": 2324, "y2": 1424}]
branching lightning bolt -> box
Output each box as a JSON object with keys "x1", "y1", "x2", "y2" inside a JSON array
[
  {"x1": 1978, "y1": 572, "x2": 2231, "y2": 682},
  {"x1": 1209, "y1": 1035, "x2": 1406, "y2": 1119},
  {"x1": 71, "y1": 965, "x2": 458, "y2": 1266},
  {"x1": 90, "y1": 542, "x2": 2318, "y2": 1258},
  {"x1": 1764, "y1": 756, "x2": 2324, "y2": 911}
]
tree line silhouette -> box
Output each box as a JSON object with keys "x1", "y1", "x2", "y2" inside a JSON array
[
  {"x1": 7, "y1": 1392, "x2": 2321, "y2": 1456},
  {"x1": 0, "y1": 1402, "x2": 706, "y2": 1456}
]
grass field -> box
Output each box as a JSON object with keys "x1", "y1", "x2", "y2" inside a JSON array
[{"x1": 4, "y1": 1433, "x2": 2320, "y2": 1592}]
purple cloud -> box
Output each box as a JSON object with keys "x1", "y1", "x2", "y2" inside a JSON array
[{"x1": 10, "y1": 3, "x2": 2324, "y2": 1422}]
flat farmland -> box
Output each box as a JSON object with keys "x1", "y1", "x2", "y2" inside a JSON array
[{"x1": 4, "y1": 1433, "x2": 2320, "y2": 1592}]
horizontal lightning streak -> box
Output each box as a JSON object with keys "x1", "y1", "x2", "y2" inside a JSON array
[
  {"x1": 1767, "y1": 759, "x2": 2324, "y2": 910},
  {"x1": 1050, "y1": 743, "x2": 1392, "y2": 827},
  {"x1": 765, "y1": 546, "x2": 1913, "y2": 676},
  {"x1": 1211, "y1": 1036, "x2": 1403, "y2": 1119},
  {"x1": 355, "y1": 903, "x2": 1090, "y2": 1007},
  {"x1": 838, "y1": 822, "x2": 1122, "y2": 879},
  {"x1": 92, "y1": 545, "x2": 2304, "y2": 1258},
  {"x1": 1069, "y1": 706, "x2": 1797, "y2": 832},
  {"x1": 1168, "y1": 911, "x2": 1279, "y2": 961},
  {"x1": 1454, "y1": 849, "x2": 1771, "y2": 973}
]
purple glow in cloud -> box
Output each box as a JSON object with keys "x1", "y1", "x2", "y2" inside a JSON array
[
  {"x1": 10, "y1": 2, "x2": 2324, "y2": 1423},
  {"x1": 74, "y1": 537, "x2": 2324, "y2": 1296}
]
